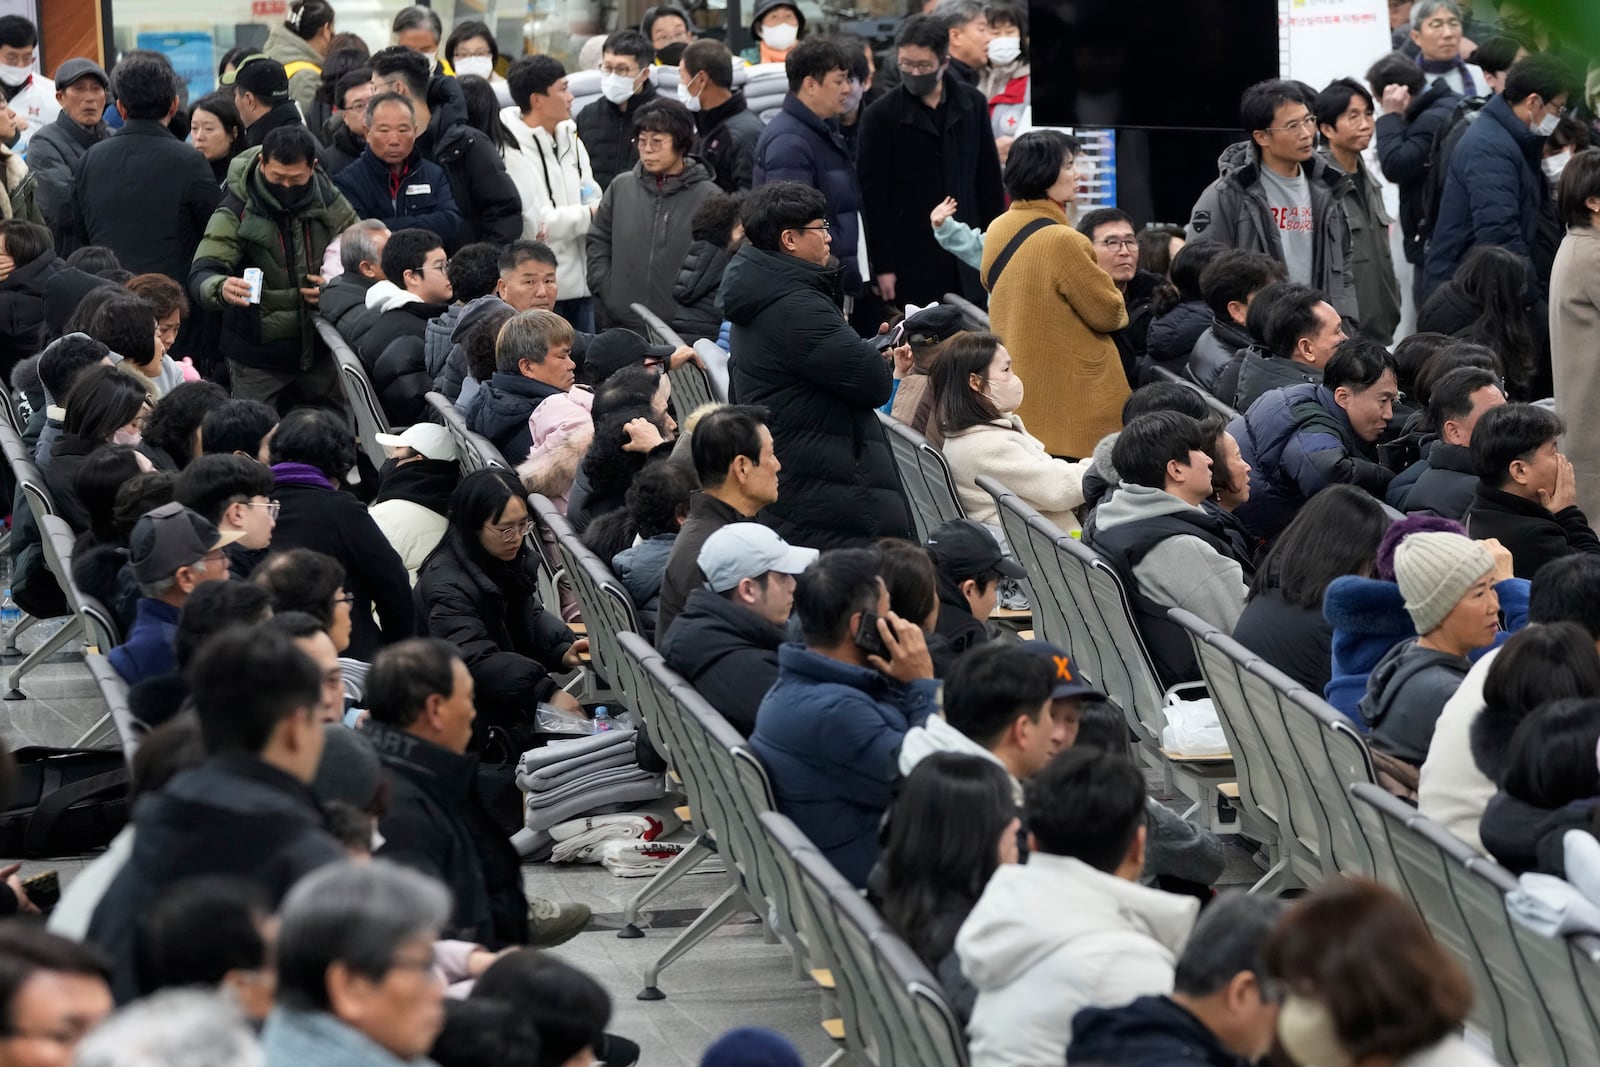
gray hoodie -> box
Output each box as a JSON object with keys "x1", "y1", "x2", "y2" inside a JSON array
[
  {"x1": 1359, "y1": 637, "x2": 1470, "y2": 766},
  {"x1": 1092, "y1": 482, "x2": 1248, "y2": 633}
]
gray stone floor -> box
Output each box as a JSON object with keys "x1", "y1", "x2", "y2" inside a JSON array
[{"x1": 0, "y1": 633, "x2": 1263, "y2": 1066}]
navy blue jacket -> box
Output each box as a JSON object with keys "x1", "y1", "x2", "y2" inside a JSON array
[
  {"x1": 1228, "y1": 383, "x2": 1394, "y2": 540},
  {"x1": 107, "y1": 597, "x2": 180, "y2": 687},
  {"x1": 749, "y1": 644, "x2": 939, "y2": 888},
  {"x1": 1070, "y1": 995, "x2": 1250, "y2": 1067},
  {"x1": 333, "y1": 148, "x2": 463, "y2": 246},
  {"x1": 1423, "y1": 92, "x2": 1546, "y2": 296},
  {"x1": 466, "y1": 371, "x2": 564, "y2": 464},
  {"x1": 754, "y1": 95, "x2": 862, "y2": 293}
]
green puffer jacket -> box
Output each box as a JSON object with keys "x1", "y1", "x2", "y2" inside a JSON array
[{"x1": 189, "y1": 147, "x2": 358, "y2": 373}]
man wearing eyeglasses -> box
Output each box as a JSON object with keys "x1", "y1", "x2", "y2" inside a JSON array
[
  {"x1": 359, "y1": 229, "x2": 455, "y2": 424},
  {"x1": 1187, "y1": 80, "x2": 1359, "y2": 330},
  {"x1": 855, "y1": 13, "x2": 1003, "y2": 309},
  {"x1": 109, "y1": 503, "x2": 241, "y2": 687},
  {"x1": 175, "y1": 453, "x2": 282, "y2": 580},
  {"x1": 1077, "y1": 207, "x2": 1165, "y2": 385}
]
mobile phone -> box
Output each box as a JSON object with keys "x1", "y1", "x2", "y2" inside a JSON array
[
  {"x1": 21, "y1": 870, "x2": 58, "y2": 912},
  {"x1": 872, "y1": 321, "x2": 908, "y2": 351},
  {"x1": 855, "y1": 610, "x2": 891, "y2": 660}
]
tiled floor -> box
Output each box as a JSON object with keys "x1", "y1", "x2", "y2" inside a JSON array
[{"x1": 0, "y1": 634, "x2": 1263, "y2": 1066}]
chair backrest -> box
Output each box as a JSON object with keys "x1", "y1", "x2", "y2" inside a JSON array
[
  {"x1": 629, "y1": 301, "x2": 726, "y2": 410},
  {"x1": 523, "y1": 493, "x2": 573, "y2": 625},
  {"x1": 1509, "y1": 895, "x2": 1600, "y2": 1065},
  {"x1": 0, "y1": 422, "x2": 51, "y2": 517},
  {"x1": 37, "y1": 516, "x2": 122, "y2": 650},
  {"x1": 872, "y1": 925, "x2": 971, "y2": 1067},
  {"x1": 0, "y1": 391, "x2": 20, "y2": 437},
  {"x1": 84, "y1": 653, "x2": 142, "y2": 763},
  {"x1": 672, "y1": 680, "x2": 771, "y2": 917},
  {"x1": 1569, "y1": 934, "x2": 1600, "y2": 1052},
  {"x1": 1147, "y1": 364, "x2": 1241, "y2": 420},
  {"x1": 424, "y1": 391, "x2": 507, "y2": 473},
  {"x1": 315, "y1": 319, "x2": 391, "y2": 470},
  {"x1": 875, "y1": 412, "x2": 962, "y2": 543},
  {"x1": 940, "y1": 292, "x2": 990, "y2": 331},
  {"x1": 1349, "y1": 783, "x2": 1521, "y2": 1065},
  {"x1": 538, "y1": 500, "x2": 637, "y2": 687},
  {"x1": 1171, "y1": 609, "x2": 1287, "y2": 849},
  {"x1": 1059, "y1": 536, "x2": 1168, "y2": 744},
  {"x1": 978, "y1": 476, "x2": 1074, "y2": 649},
  {"x1": 639, "y1": 655, "x2": 714, "y2": 842},
  {"x1": 1231, "y1": 655, "x2": 1324, "y2": 875},
  {"x1": 614, "y1": 631, "x2": 667, "y2": 757},
  {"x1": 1279, "y1": 686, "x2": 1384, "y2": 879}
]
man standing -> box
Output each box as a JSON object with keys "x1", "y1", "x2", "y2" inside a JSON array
[
  {"x1": 722, "y1": 181, "x2": 912, "y2": 548},
  {"x1": 369, "y1": 46, "x2": 522, "y2": 249},
  {"x1": 857, "y1": 14, "x2": 1003, "y2": 309},
  {"x1": 72, "y1": 51, "x2": 222, "y2": 287},
  {"x1": 1406, "y1": 0, "x2": 1484, "y2": 98},
  {"x1": 754, "y1": 38, "x2": 863, "y2": 299},
  {"x1": 332, "y1": 93, "x2": 462, "y2": 247},
  {"x1": 1313, "y1": 78, "x2": 1401, "y2": 343},
  {"x1": 1078, "y1": 207, "x2": 1167, "y2": 384},
  {"x1": 660, "y1": 522, "x2": 817, "y2": 733},
  {"x1": 0, "y1": 16, "x2": 54, "y2": 153},
  {"x1": 364, "y1": 638, "x2": 592, "y2": 948},
  {"x1": 1369, "y1": 52, "x2": 1461, "y2": 297},
  {"x1": 1187, "y1": 79, "x2": 1358, "y2": 327},
  {"x1": 27, "y1": 58, "x2": 109, "y2": 246},
  {"x1": 680, "y1": 40, "x2": 764, "y2": 193},
  {"x1": 930, "y1": 0, "x2": 991, "y2": 87},
  {"x1": 1423, "y1": 54, "x2": 1571, "y2": 298},
  {"x1": 223, "y1": 55, "x2": 309, "y2": 148},
  {"x1": 574, "y1": 30, "x2": 659, "y2": 191},
  {"x1": 190, "y1": 125, "x2": 359, "y2": 412}
]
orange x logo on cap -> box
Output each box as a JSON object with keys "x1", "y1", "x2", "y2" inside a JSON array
[{"x1": 1053, "y1": 655, "x2": 1074, "y2": 681}]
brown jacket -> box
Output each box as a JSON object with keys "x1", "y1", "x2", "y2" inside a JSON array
[
  {"x1": 1551, "y1": 225, "x2": 1600, "y2": 520},
  {"x1": 981, "y1": 199, "x2": 1129, "y2": 458}
]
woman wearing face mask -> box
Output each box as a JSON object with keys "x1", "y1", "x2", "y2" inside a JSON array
[
  {"x1": 1262, "y1": 877, "x2": 1495, "y2": 1067},
  {"x1": 930, "y1": 332, "x2": 1093, "y2": 534},
  {"x1": 446, "y1": 21, "x2": 511, "y2": 107},
  {"x1": 741, "y1": 0, "x2": 804, "y2": 64},
  {"x1": 263, "y1": 0, "x2": 337, "y2": 115},
  {"x1": 392, "y1": 4, "x2": 447, "y2": 73},
  {"x1": 44, "y1": 364, "x2": 153, "y2": 534},
  {"x1": 978, "y1": 2, "x2": 1031, "y2": 149},
  {"x1": 981, "y1": 130, "x2": 1129, "y2": 460}
]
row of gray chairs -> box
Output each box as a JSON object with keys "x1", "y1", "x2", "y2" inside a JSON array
[
  {"x1": 630, "y1": 302, "x2": 725, "y2": 417},
  {"x1": 422, "y1": 391, "x2": 509, "y2": 475},
  {"x1": 1146, "y1": 364, "x2": 1242, "y2": 422},
  {"x1": 314, "y1": 319, "x2": 392, "y2": 472},
  {"x1": 528, "y1": 493, "x2": 638, "y2": 694}
]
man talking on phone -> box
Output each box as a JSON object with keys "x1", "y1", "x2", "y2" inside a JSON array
[
  {"x1": 750, "y1": 546, "x2": 939, "y2": 888},
  {"x1": 190, "y1": 124, "x2": 359, "y2": 413}
]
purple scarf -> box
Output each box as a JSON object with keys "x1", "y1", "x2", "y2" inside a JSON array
[
  {"x1": 271, "y1": 462, "x2": 335, "y2": 490},
  {"x1": 1417, "y1": 55, "x2": 1476, "y2": 96}
]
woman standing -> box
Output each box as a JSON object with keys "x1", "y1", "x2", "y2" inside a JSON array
[
  {"x1": 1551, "y1": 149, "x2": 1600, "y2": 521},
  {"x1": 980, "y1": 130, "x2": 1128, "y2": 459},
  {"x1": 187, "y1": 92, "x2": 247, "y2": 185},
  {"x1": 263, "y1": 0, "x2": 336, "y2": 114},
  {"x1": 446, "y1": 21, "x2": 511, "y2": 106}
]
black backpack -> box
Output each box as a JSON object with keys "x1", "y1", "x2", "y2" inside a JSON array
[
  {"x1": 0, "y1": 747, "x2": 129, "y2": 857},
  {"x1": 1419, "y1": 96, "x2": 1488, "y2": 245}
]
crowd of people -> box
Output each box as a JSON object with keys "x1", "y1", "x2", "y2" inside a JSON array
[{"x1": 0, "y1": 0, "x2": 1591, "y2": 1062}]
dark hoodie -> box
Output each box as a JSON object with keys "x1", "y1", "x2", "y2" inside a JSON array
[
  {"x1": 671, "y1": 238, "x2": 732, "y2": 344},
  {"x1": 1358, "y1": 637, "x2": 1471, "y2": 766},
  {"x1": 467, "y1": 371, "x2": 565, "y2": 465},
  {"x1": 1481, "y1": 793, "x2": 1600, "y2": 876},
  {"x1": 86, "y1": 752, "x2": 345, "y2": 1002},
  {"x1": 1144, "y1": 299, "x2": 1213, "y2": 376},
  {"x1": 416, "y1": 75, "x2": 522, "y2": 248},
  {"x1": 431, "y1": 294, "x2": 512, "y2": 403},
  {"x1": 1070, "y1": 995, "x2": 1251, "y2": 1067},
  {"x1": 931, "y1": 572, "x2": 991, "y2": 674}
]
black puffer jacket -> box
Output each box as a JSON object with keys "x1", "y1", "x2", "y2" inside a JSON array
[
  {"x1": 414, "y1": 530, "x2": 576, "y2": 722},
  {"x1": 372, "y1": 335, "x2": 434, "y2": 427},
  {"x1": 723, "y1": 243, "x2": 911, "y2": 548},
  {"x1": 418, "y1": 76, "x2": 523, "y2": 249},
  {"x1": 670, "y1": 238, "x2": 730, "y2": 344},
  {"x1": 1144, "y1": 299, "x2": 1212, "y2": 375},
  {"x1": 1188, "y1": 318, "x2": 1253, "y2": 393},
  {"x1": 365, "y1": 720, "x2": 528, "y2": 947},
  {"x1": 317, "y1": 272, "x2": 382, "y2": 351},
  {"x1": 658, "y1": 586, "x2": 784, "y2": 736},
  {"x1": 0, "y1": 252, "x2": 68, "y2": 376},
  {"x1": 1111, "y1": 269, "x2": 1167, "y2": 387},
  {"x1": 575, "y1": 82, "x2": 660, "y2": 191}
]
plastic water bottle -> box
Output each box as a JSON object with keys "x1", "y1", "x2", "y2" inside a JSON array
[
  {"x1": 1, "y1": 589, "x2": 20, "y2": 642},
  {"x1": 592, "y1": 705, "x2": 613, "y2": 733},
  {"x1": 579, "y1": 180, "x2": 601, "y2": 207}
]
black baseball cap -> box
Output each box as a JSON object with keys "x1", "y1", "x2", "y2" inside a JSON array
[
  {"x1": 221, "y1": 54, "x2": 291, "y2": 105},
  {"x1": 926, "y1": 519, "x2": 1026, "y2": 582},
  {"x1": 582, "y1": 328, "x2": 674, "y2": 385}
]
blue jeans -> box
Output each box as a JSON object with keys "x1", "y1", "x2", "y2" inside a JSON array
[{"x1": 554, "y1": 298, "x2": 595, "y2": 334}]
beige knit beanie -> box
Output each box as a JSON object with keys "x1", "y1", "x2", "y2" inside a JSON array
[{"x1": 1393, "y1": 531, "x2": 1496, "y2": 635}]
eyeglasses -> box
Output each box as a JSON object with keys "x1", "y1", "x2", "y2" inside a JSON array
[
  {"x1": 633, "y1": 134, "x2": 674, "y2": 151},
  {"x1": 244, "y1": 499, "x2": 281, "y2": 518},
  {"x1": 793, "y1": 222, "x2": 830, "y2": 234},
  {"x1": 489, "y1": 519, "x2": 535, "y2": 542},
  {"x1": 897, "y1": 60, "x2": 940, "y2": 75},
  {"x1": 421, "y1": 259, "x2": 450, "y2": 275},
  {"x1": 333, "y1": 592, "x2": 356, "y2": 606},
  {"x1": 1266, "y1": 115, "x2": 1319, "y2": 134},
  {"x1": 1096, "y1": 236, "x2": 1138, "y2": 251},
  {"x1": 599, "y1": 64, "x2": 639, "y2": 77}
]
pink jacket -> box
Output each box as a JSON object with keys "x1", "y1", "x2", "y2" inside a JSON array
[{"x1": 517, "y1": 387, "x2": 594, "y2": 514}]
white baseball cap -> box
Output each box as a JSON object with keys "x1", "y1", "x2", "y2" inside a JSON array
[{"x1": 373, "y1": 423, "x2": 458, "y2": 461}]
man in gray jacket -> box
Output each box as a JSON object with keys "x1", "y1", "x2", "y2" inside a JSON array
[
  {"x1": 26, "y1": 58, "x2": 109, "y2": 248},
  {"x1": 1186, "y1": 79, "x2": 1359, "y2": 330}
]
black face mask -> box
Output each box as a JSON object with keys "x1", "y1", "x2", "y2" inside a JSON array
[
  {"x1": 264, "y1": 179, "x2": 313, "y2": 209},
  {"x1": 902, "y1": 68, "x2": 942, "y2": 97}
]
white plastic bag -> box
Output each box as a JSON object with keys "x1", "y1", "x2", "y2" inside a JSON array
[{"x1": 1161, "y1": 696, "x2": 1229, "y2": 756}]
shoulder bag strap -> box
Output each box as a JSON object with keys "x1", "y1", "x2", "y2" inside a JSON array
[{"x1": 982, "y1": 217, "x2": 1056, "y2": 291}]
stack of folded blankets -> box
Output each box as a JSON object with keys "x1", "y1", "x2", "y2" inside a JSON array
[{"x1": 517, "y1": 729, "x2": 665, "y2": 834}]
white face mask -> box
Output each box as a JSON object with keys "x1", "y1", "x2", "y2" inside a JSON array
[
  {"x1": 112, "y1": 427, "x2": 142, "y2": 448},
  {"x1": 0, "y1": 65, "x2": 29, "y2": 89},
  {"x1": 419, "y1": 51, "x2": 438, "y2": 72},
  {"x1": 987, "y1": 36, "x2": 1022, "y2": 65},
  {"x1": 1544, "y1": 148, "x2": 1573, "y2": 181},
  {"x1": 843, "y1": 78, "x2": 865, "y2": 113},
  {"x1": 760, "y1": 23, "x2": 799, "y2": 51},
  {"x1": 453, "y1": 55, "x2": 493, "y2": 80},
  {"x1": 986, "y1": 374, "x2": 1025, "y2": 414},
  {"x1": 1534, "y1": 111, "x2": 1560, "y2": 137},
  {"x1": 677, "y1": 81, "x2": 701, "y2": 113},
  {"x1": 600, "y1": 72, "x2": 638, "y2": 104}
]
